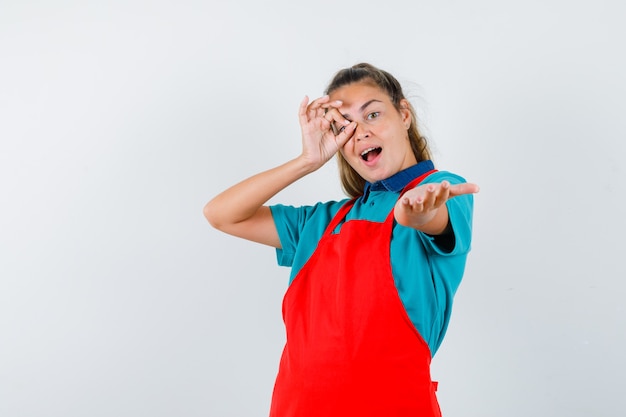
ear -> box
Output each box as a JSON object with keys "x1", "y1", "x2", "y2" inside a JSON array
[{"x1": 399, "y1": 99, "x2": 412, "y2": 129}]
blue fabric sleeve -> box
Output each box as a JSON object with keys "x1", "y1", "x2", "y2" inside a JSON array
[
  {"x1": 270, "y1": 200, "x2": 347, "y2": 270},
  {"x1": 269, "y1": 204, "x2": 302, "y2": 267},
  {"x1": 418, "y1": 171, "x2": 474, "y2": 256}
]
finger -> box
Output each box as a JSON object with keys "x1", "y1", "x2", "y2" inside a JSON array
[
  {"x1": 298, "y1": 96, "x2": 310, "y2": 123},
  {"x1": 319, "y1": 116, "x2": 332, "y2": 132},
  {"x1": 306, "y1": 95, "x2": 331, "y2": 112},
  {"x1": 400, "y1": 195, "x2": 418, "y2": 209},
  {"x1": 404, "y1": 192, "x2": 424, "y2": 208},
  {"x1": 321, "y1": 99, "x2": 343, "y2": 110},
  {"x1": 333, "y1": 121, "x2": 357, "y2": 147},
  {"x1": 324, "y1": 107, "x2": 350, "y2": 124},
  {"x1": 431, "y1": 181, "x2": 451, "y2": 207},
  {"x1": 303, "y1": 96, "x2": 329, "y2": 121},
  {"x1": 449, "y1": 182, "x2": 480, "y2": 197},
  {"x1": 410, "y1": 198, "x2": 424, "y2": 212},
  {"x1": 324, "y1": 108, "x2": 352, "y2": 136},
  {"x1": 421, "y1": 184, "x2": 438, "y2": 210}
]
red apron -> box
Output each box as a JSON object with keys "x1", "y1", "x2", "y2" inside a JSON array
[{"x1": 269, "y1": 171, "x2": 441, "y2": 417}]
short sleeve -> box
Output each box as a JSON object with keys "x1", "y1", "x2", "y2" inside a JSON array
[
  {"x1": 269, "y1": 204, "x2": 305, "y2": 267},
  {"x1": 269, "y1": 200, "x2": 347, "y2": 270},
  {"x1": 419, "y1": 171, "x2": 474, "y2": 256}
]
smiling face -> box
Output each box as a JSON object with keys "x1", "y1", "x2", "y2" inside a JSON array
[{"x1": 329, "y1": 82, "x2": 418, "y2": 184}]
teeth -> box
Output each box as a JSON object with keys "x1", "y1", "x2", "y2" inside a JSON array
[{"x1": 360, "y1": 147, "x2": 378, "y2": 156}]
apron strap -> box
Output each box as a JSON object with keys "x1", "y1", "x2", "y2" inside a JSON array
[
  {"x1": 322, "y1": 198, "x2": 357, "y2": 237},
  {"x1": 324, "y1": 169, "x2": 438, "y2": 235}
]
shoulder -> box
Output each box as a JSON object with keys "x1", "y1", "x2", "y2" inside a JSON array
[
  {"x1": 269, "y1": 199, "x2": 350, "y2": 270},
  {"x1": 423, "y1": 170, "x2": 467, "y2": 185}
]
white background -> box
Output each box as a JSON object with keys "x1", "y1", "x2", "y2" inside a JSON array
[{"x1": 1, "y1": 1, "x2": 625, "y2": 416}]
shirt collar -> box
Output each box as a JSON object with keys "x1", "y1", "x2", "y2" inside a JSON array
[{"x1": 362, "y1": 160, "x2": 435, "y2": 198}]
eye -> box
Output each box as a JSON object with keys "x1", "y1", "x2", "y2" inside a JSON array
[
  {"x1": 332, "y1": 117, "x2": 353, "y2": 134},
  {"x1": 332, "y1": 123, "x2": 346, "y2": 135},
  {"x1": 367, "y1": 112, "x2": 380, "y2": 120}
]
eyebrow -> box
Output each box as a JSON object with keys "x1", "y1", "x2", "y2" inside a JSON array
[{"x1": 342, "y1": 99, "x2": 383, "y2": 119}]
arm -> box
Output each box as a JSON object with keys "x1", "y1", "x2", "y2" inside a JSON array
[
  {"x1": 203, "y1": 95, "x2": 356, "y2": 248},
  {"x1": 394, "y1": 180, "x2": 479, "y2": 235}
]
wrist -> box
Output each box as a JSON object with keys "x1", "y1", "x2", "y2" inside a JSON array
[{"x1": 294, "y1": 154, "x2": 324, "y2": 174}]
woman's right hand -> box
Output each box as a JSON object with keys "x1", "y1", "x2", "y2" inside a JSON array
[
  {"x1": 204, "y1": 95, "x2": 356, "y2": 248},
  {"x1": 298, "y1": 95, "x2": 357, "y2": 170}
]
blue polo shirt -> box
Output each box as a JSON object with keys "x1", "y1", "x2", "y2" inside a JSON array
[{"x1": 269, "y1": 160, "x2": 474, "y2": 356}]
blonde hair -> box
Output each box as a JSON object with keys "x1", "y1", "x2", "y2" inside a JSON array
[{"x1": 325, "y1": 63, "x2": 432, "y2": 198}]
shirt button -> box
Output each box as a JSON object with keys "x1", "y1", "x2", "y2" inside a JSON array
[{"x1": 370, "y1": 202, "x2": 375, "y2": 207}]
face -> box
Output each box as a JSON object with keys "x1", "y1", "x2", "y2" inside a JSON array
[{"x1": 329, "y1": 82, "x2": 417, "y2": 183}]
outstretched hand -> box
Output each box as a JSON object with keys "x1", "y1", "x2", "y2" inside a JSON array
[
  {"x1": 298, "y1": 95, "x2": 357, "y2": 169},
  {"x1": 394, "y1": 181, "x2": 480, "y2": 231}
]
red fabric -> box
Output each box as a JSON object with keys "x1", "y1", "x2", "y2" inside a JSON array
[{"x1": 269, "y1": 171, "x2": 441, "y2": 417}]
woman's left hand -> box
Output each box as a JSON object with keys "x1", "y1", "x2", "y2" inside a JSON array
[{"x1": 394, "y1": 181, "x2": 479, "y2": 234}]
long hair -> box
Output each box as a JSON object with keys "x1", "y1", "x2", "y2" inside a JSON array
[{"x1": 325, "y1": 63, "x2": 432, "y2": 198}]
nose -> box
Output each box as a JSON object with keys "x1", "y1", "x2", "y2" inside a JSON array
[{"x1": 354, "y1": 123, "x2": 370, "y2": 141}]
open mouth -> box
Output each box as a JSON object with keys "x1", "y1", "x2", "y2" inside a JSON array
[{"x1": 360, "y1": 147, "x2": 382, "y2": 162}]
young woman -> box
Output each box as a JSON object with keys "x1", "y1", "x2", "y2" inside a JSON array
[{"x1": 204, "y1": 63, "x2": 479, "y2": 417}]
